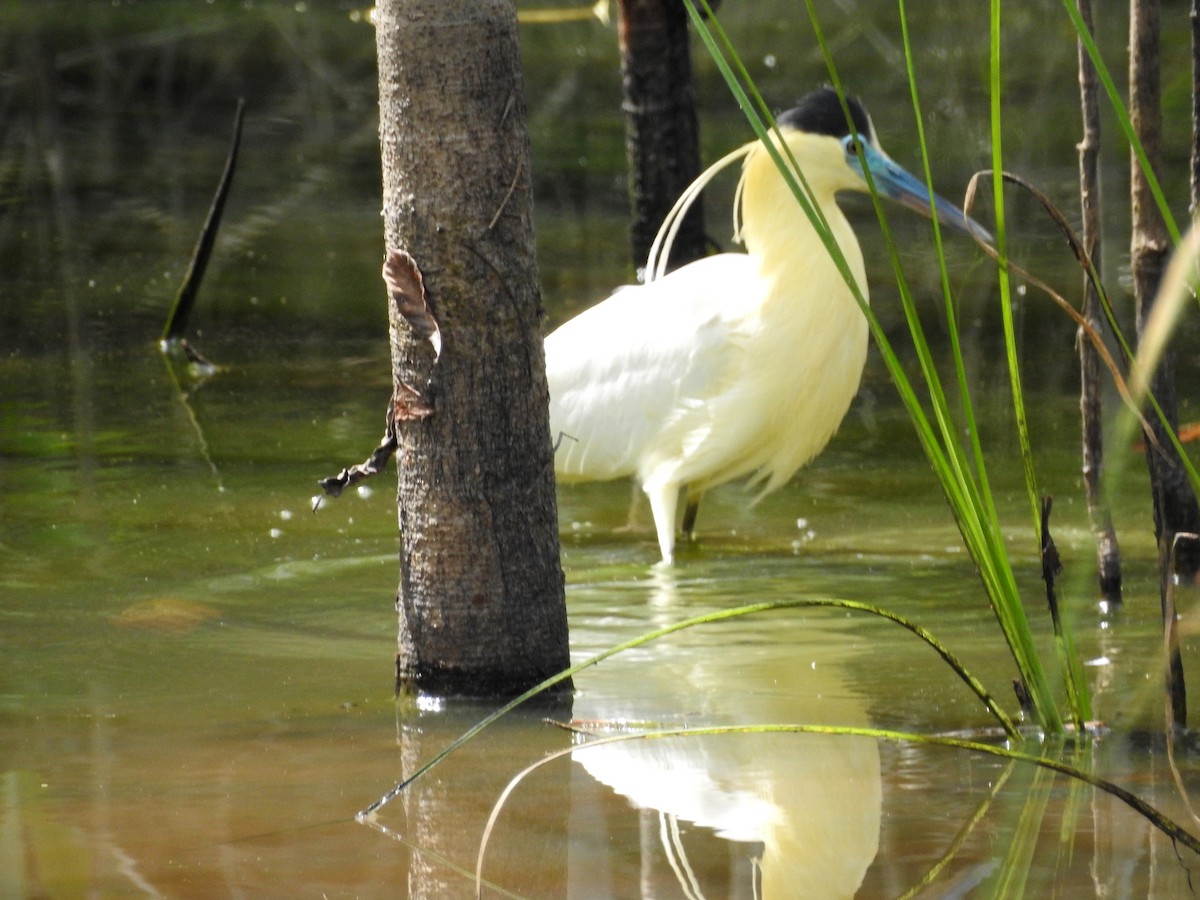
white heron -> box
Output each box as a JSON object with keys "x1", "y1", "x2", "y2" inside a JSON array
[{"x1": 546, "y1": 87, "x2": 988, "y2": 564}]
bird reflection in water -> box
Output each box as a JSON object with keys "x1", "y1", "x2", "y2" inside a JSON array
[{"x1": 572, "y1": 569, "x2": 883, "y2": 898}]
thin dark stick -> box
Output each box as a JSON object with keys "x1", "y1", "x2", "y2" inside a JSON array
[
  {"x1": 1132, "y1": 0, "x2": 1194, "y2": 725},
  {"x1": 161, "y1": 98, "x2": 246, "y2": 346},
  {"x1": 617, "y1": 0, "x2": 707, "y2": 271},
  {"x1": 1076, "y1": 0, "x2": 1123, "y2": 605}
]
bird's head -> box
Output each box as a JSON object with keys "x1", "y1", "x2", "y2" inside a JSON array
[{"x1": 776, "y1": 87, "x2": 991, "y2": 243}]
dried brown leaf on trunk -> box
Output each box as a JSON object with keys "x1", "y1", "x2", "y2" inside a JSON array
[
  {"x1": 384, "y1": 249, "x2": 442, "y2": 359},
  {"x1": 390, "y1": 381, "x2": 434, "y2": 422},
  {"x1": 316, "y1": 252, "x2": 439, "y2": 504},
  {"x1": 383, "y1": 249, "x2": 438, "y2": 420}
]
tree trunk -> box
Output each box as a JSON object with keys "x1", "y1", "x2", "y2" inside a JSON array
[
  {"x1": 1192, "y1": 0, "x2": 1200, "y2": 214},
  {"x1": 618, "y1": 0, "x2": 707, "y2": 272},
  {"x1": 375, "y1": 0, "x2": 571, "y2": 697},
  {"x1": 1076, "y1": 0, "x2": 1123, "y2": 606},
  {"x1": 1130, "y1": 0, "x2": 1193, "y2": 725}
]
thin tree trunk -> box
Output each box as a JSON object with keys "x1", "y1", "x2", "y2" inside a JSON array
[
  {"x1": 1076, "y1": 0, "x2": 1123, "y2": 606},
  {"x1": 618, "y1": 0, "x2": 707, "y2": 272},
  {"x1": 1130, "y1": 0, "x2": 1193, "y2": 725},
  {"x1": 1192, "y1": 0, "x2": 1200, "y2": 214},
  {"x1": 375, "y1": 0, "x2": 571, "y2": 697}
]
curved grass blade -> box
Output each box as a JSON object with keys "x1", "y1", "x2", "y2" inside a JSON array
[{"x1": 356, "y1": 597, "x2": 1018, "y2": 821}]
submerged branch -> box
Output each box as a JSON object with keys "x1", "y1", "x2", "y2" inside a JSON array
[
  {"x1": 896, "y1": 761, "x2": 1017, "y2": 899},
  {"x1": 160, "y1": 351, "x2": 224, "y2": 492},
  {"x1": 1040, "y1": 496, "x2": 1092, "y2": 730},
  {"x1": 1166, "y1": 533, "x2": 1200, "y2": 830},
  {"x1": 1165, "y1": 533, "x2": 1196, "y2": 732}
]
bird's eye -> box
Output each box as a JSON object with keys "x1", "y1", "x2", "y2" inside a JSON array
[{"x1": 843, "y1": 135, "x2": 862, "y2": 156}]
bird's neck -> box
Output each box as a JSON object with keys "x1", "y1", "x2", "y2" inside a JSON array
[{"x1": 735, "y1": 135, "x2": 867, "y2": 301}]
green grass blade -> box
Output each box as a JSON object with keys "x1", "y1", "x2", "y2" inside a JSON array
[
  {"x1": 895, "y1": 0, "x2": 998, "y2": 529},
  {"x1": 989, "y1": 0, "x2": 1042, "y2": 538},
  {"x1": 988, "y1": 762, "x2": 1054, "y2": 898},
  {"x1": 688, "y1": 0, "x2": 1067, "y2": 730},
  {"x1": 889, "y1": 0, "x2": 1063, "y2": 730}
]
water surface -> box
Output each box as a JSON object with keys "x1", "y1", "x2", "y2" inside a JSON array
[{"x1": 3, "y1": 2, "x2": 1200, "y2": 897}]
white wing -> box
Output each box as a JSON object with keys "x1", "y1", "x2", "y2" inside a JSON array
[{"x1": 546, "y1": 253, "x2": 762, "y2": 485}]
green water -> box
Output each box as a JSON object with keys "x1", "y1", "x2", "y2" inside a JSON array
[{"x1": 3, "y1": 1, "x2": 1200, "y2": 896}]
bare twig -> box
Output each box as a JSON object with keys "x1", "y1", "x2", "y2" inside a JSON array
[
  {"x1": 1076, "y1": 0, "x2": 1123, "y2": 605},
  {"x1": 963, "y1": 170, "x2": 1158, "y2": 447},
  {"x1": 316, "y1": 428, "x2": 398, "y2": 504}
]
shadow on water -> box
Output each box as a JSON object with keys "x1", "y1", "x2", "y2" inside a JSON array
[{"x1": 2, "y1": 1, "x2": 1200, "y2": 896}]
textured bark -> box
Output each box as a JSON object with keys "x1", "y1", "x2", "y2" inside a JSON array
[
  {"x1": 1130, "y1": 0, "x2": 1193, "y2": 725},
  {"x1": 1075, "y1": 0, "x2": 1123, "y2": 605},
  {"x1": 375, "y1": 0, "x2": 571, "y2": 697},
  {"x1": 618, "y1": 0, "x2": 707, "y2": 272},
  {"x1": 1193, "y1": 0, "x2": 1200, "y2": 214}
]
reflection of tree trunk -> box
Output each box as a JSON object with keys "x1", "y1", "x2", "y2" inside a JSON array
[
  {"x1": 1130, "y1": 0, "x2": 1193, "y2": 725},
  {"x1": 397, "y1": 706, "x2": 571, "y2": 897},
  {"x1": 22, "y1": 33, "x2": 98, "y2": 490},
  {"x1": 1075, "y1": 0, "x2": 1122, "y2": 606},
  {"x1": 374, "y1": 0, "x2": 571, "y2": 696},
  {"x1": 618, "y1": 0, "x2": 707, "y2": 272}
]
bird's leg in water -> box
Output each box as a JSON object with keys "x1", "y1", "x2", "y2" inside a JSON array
[
  {"x1": 681, "y1": 495, "x2": 701, "y2": 541},
  {"x1": 615, "y1": 483, "x2": 643, "y2": 533},
  {"x1": 646, "y1": 483, "x2": 680, "y2": 565}
]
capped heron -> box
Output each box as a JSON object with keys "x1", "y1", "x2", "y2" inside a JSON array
[{"x1": 546, "y1": 88, "x2": 988, "y2": 564}]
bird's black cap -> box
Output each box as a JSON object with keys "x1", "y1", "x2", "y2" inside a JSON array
[{"x1": 777, "y1": 88, "x2": 874, "y2": 142}]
